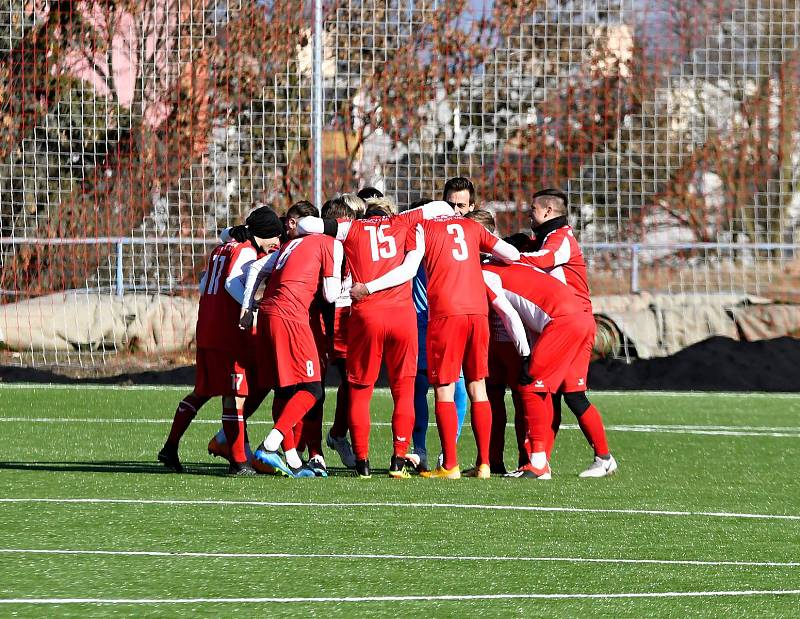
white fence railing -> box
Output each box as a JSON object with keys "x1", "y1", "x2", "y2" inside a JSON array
[{"x1": 0, "y1": 237, "x2": 797, "y2": 297}]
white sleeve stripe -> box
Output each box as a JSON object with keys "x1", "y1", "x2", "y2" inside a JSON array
[
  {"x1": 506, "y1": 291, "x2": 552, "y2": 334},
  {"x1": 482, "y1": 271, "x2": 530, "y2": 358},
  {"x1": 224, "y1": 246, "x2": 258, "y2": 305},
  {"x1": 553, "y1": 235, "x2": 571, "y2": 266},
  {"x1": 322, "y1": 241, "x2": 344, "y2": 303}
]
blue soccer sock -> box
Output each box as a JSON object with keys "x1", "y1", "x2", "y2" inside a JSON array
[
  {"x1": 413, "y1": 372, "x2": 430, "y2": 452},
  {"x1": 454, "y1": 375, "x2": 468, "y2": 442}
]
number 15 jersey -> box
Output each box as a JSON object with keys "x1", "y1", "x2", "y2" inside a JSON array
[
  {"x1": 342, "y1": 215, "x2": 417, "y2": 311},
  {"x1": 421, "y1": 215, "x2": 499, "y2": 319}
]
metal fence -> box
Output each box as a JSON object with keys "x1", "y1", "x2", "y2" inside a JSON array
[{"x1": 1, "y1": 0, "x2": 799, "y2": 366}]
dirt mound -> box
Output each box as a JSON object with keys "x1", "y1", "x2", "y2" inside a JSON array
[
  {"x1": 1, "y1": 336, "x2": 799, "y2": 391},
  {"x1": 589, "y1": 336, "x2": 800, "y2": 391}
]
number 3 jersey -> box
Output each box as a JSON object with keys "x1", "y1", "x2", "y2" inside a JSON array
[
  {"x1": 420, "y1": 215, "x2": 499, "y2": 319},
  {"x1": 196, "y1": 240, "x2": 257, "y2": 351}
]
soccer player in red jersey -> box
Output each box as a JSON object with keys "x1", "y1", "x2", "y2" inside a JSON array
[
  {"x1": 158, "y1": 206, "x2": 283, "y2": 475},
  {"x1": 520, "y1": 188, "x2": 617, "y2": 477},
  {"x1": 319, "y1": 196, "x2": 360, "y2": 469},
  {"x1": 299, "y1": 198, "x2": 453, "y2": 477},
  {"x1": 241, "y1": 206, "x2": 344, "y2": 478},
  {"x1": 420, "y1": 211, "x2": 520, "y2": 478},
  {"x1": 482, "y1": 259, "x2": 601, "y2": 479},
  {"x1": 281, "y1": 201, "x2": 332, "y2": 475},
  {"x1": 354, "y1": 203, "x2": 521, "y2": 478}
]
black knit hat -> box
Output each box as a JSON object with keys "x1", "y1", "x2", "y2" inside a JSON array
[{"x1": 246, "y1": 206, "x2": 284, "y2": 239}]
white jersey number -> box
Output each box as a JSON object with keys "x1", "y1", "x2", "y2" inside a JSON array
[
  {"x1": 364, "y1": 224, "x2": 397, "y2": 261},
  {"x1": 447, "y1": 223, "x2": 469, "y2": 262},
  {"x1": 274, "y1": 238, "x2": 304, "y2": 270},
  {"x1": 206, "y1": 254, "x2": 227, "y2": 295}
]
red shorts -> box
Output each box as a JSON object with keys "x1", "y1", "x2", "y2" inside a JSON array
[
  {"x1": 194, "y1": 347, "x2": 254, "y2": 397},
  {"x1": 310, "y1": 308, "x2": 329, "y2": 377},
  {"x1": 560, "y1": 315, "x2": 594, "y2": 392},
  {"x1": 347, "y1": 305, "x2": 417, "y2": 385},
  {"x1": 256, "y1": 314, "x2": 322, "y2": 388},
  {"x1": 332, "y1": 306, "x2": 350, "y2": 360},
  {"x1": 526, "y1": 313, "x2": 594, "y2": 393},
  {"x1": 487, "y1": 339, "x2": 520, "y2": 387},
  {"x1": 427, "y1": 314, "x2": 489, "y2": 385}
]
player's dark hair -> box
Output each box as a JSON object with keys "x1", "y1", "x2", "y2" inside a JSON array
[
  {"x1": 357, "y1": 186, "x2": 383, "y2": 201},
  {"x1": 408, "y1": 197, "x2": 433, "y2": 210},
  {"x1": 532, "y1": 187, "x2": 568, "y2": 214},
  {"x1": 364, "y1": 204, "x2": 391, "y2": 217},
  {"x1": 503, "y1": 232, "x2": 533, "y2": 251},
  {"x1": 442, "y1": 177, "x2": 475, "y2": 204},
  {"x1": 463, "y1": 209, "x2": 496, "y2": 233},
  {"x1": 286, "y1": 200, "x2": 319, "y2": 219},
  {"x1": 322, "y1": 197, "x2": 356, "y2": 220}
]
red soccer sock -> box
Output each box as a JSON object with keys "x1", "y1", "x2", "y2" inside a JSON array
[
  {"x1": 330, "y1": 380, "x2": 350, "y2": 438},
  {"x1": 293, "y1": 417, "x2": 306, "y2": 452},
  {"x1": 517, "y1": 389, "x2": 553, "y2": 454},
  {"x1": 166, "y1": 393, "x2": 208, "y2": 446},
  {"x1": 577, "y1": 404, "x2": 610, "y2": 457},
  {"x1": 390, "y1": 376, "x2": 415, "y2": 457},
  {"x1": 434, "y1": 400, "x2": 458, "y2": 470},
  {"x1": 470, "y1": 400, "x2": 492, "y2": 466},
  {"x1": 274, "y1": 390, "x2": 318, "y2": 447},
  {"x1": 348, "y1": 383, "x2": 374, "y2": 460},
  {"x1": 487, "y1": 385, "x2": 507, "y2": 466},
  {"x1": 222, "y1": 406, "x2": 246, "y2": 464}
]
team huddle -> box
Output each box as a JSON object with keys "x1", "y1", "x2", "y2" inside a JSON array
[{"x1": 158, "y1": 178, "x2": 617, "y2": 480}]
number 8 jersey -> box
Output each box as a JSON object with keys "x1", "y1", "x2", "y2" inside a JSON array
[{"x1": 420, "y1": 215, "x2": 499, "y2": 319}]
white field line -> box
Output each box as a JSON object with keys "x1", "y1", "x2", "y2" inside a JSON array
[
  {"x1": 1, "y1": 416, "x2": 798, "y2": 438},
  {"x1": 1, "y1": 498, "x2": 799, "y2": 522},
  {"x1": 1, "y1": 548, "x2": 798, "y2": 568},
  {"x1": 2, "y1": 383, "x2": 800, "y2": 399},
  {"x1": 2, "y1": 590, "x2": 800, "y2": 604}
]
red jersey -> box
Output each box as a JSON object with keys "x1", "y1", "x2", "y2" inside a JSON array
[
  {"x1": 342, "y1": 215, "x2": 416, "y2": 311},
  {"x1": 421, "y1": 215, "x2": 499, "y2": 319},
  {"x1": 196, "y1": 240, "x2": 256, "y2": 351},
  {"x1": 521, "y1": 222, "x2": 592, "y2": 312},
  {"x1": 258, "y1": 234, "x2": 335, "y2": 320},
  {"x1": 482, "y1": 262, "x2": 584, "y2": 333}
]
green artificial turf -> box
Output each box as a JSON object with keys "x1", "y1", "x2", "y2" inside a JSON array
[{"x1": 0, "y1": 385, "x2": 799, "y2": 617}]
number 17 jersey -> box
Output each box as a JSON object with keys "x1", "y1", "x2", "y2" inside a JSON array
[{"x1": 421, "y1": 215, "x2": 499, "y2": 320}]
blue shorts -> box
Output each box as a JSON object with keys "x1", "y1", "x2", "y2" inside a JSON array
[{"x1": 416, "y1": 315, "x2": 428, "y2": 371}]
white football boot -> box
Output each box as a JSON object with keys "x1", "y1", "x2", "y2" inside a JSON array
[{"x1": 578, "y1": 455, "x2": 618, "y2": 478}]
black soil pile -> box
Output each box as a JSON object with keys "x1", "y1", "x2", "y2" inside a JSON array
[
  {"x1": 589, "y1": 336, "x2": 800, "y2": 391},
  {"x1": 1, "y1": 336, "x2": 799, "y2": 391}
]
